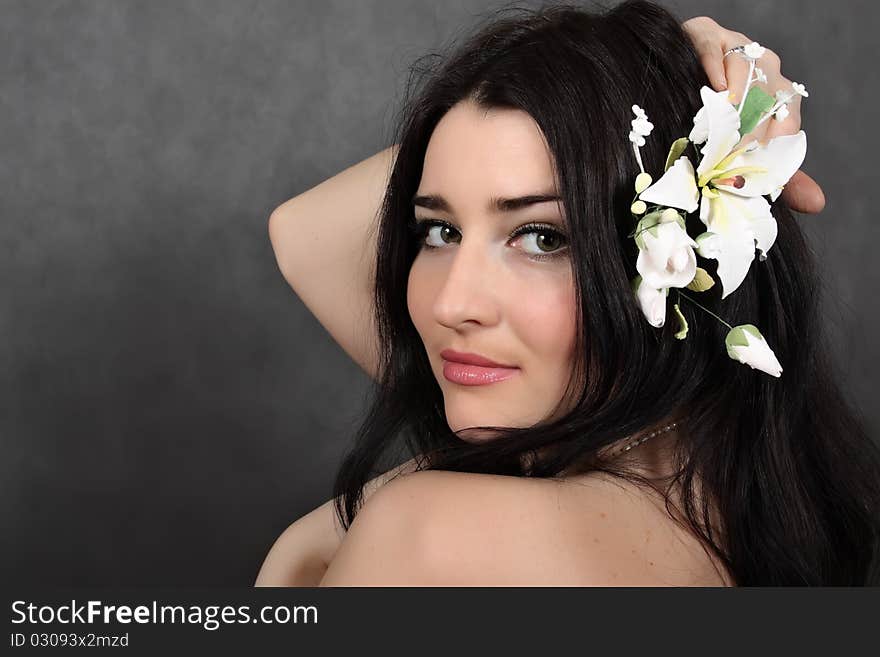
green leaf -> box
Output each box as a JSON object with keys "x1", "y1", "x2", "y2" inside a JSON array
[
  {"x1": 664, "y1": 138, "x2": 690, "y2": 171},
  {"x1": 641, "y1": 210, "x2": 664, "y2": 226},
  {"x1": 673, "y1": 303, "x2": 688, "y2": 340},
  {"x1": 686, "y1": 267, "x2": 715, "y2": 292},
  {"x1": 738, "y1": 86, "x2": 776, "y2": 136},
  {"x1": 633, "y1": 211, "x2": 664, "y2": 250}
]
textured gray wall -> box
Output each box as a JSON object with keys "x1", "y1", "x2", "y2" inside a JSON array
[{"x1": 3, "y1": 0, "x2": 876, "y2": 586}]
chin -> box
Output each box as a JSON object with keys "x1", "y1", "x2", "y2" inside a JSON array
[
  {"x1": 447, "y1": 411, "x2": 529, "y2": 443},
  {"x1": 453, "y1": 427, "x2": 499, "y2": 444}
]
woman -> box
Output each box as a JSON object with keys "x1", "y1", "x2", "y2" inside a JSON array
[{"x1": 256, "y1": 1, "x2": 878, "y2": 586}]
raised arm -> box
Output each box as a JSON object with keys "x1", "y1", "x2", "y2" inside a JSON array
[
  {"x1": 268, "y1": 22, "x2": 822, "y2": 387},
  {"x1": 269, "y1": 21, "x2": 823, "y2": 387},
  {"x1": 267, "y1": 144, "x2": 399, "y2": 381}
]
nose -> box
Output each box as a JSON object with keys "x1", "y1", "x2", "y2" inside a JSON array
[{"x1": 432, "y1": 237, "x2": 501, "y2": 330}]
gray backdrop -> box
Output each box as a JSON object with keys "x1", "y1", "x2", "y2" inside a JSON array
[{"x1": 3, "y1": 0, "x2": 876, "y2": 586}]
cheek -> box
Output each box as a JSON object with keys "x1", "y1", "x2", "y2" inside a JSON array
[
  {"x1": 512, "y1": 272, "x2": 577, "y2": 363},
  {"x1": 406, "y1": 258, "x2": 435, "y2": 333}
]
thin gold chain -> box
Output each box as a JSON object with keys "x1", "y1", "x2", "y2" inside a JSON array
[{"x1": 606, "y1": 421, "x2": 679, "y2": 458}]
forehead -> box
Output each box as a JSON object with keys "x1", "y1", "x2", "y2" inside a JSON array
[{"x1": 419, "y1": 100, "x2": 557, "y2": 201}]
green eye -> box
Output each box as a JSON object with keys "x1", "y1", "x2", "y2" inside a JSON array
[
  {"x1": 526, "y1": 230, "x2": 563, "y2": 252},
  {"x1": 424, "y1": 223, "x2": 461, "y2": 247},
  {"x1": 410, "y1": 218, "x2": 569, "y2": 262},
  {"x1": 509, "y1": 223, "x2": 569, "y2": 259}
]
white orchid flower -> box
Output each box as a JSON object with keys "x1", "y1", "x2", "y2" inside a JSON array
[
  {"x1": 634, "y1": 275, "x2": 668, "y2": 328},
  {"x1": 725, "y1": 324, "x2": 783, "y2": 377},
  {"x1": 640, "y1": 86, "x2": 806, "y2": 298},
  {"x1": 635, "y1": 210, "x2": 699, "y2": 289}
]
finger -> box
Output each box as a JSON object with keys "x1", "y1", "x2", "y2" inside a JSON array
[
  {"x1": 723, "y1": 50, "x2": 755, "y2": 106},
  {"x1": 761, "y1": 93, "x2": 802, "y2": 143},
  {"x1": 780, "y1": 170, "x2": 826, "y2": 214},
  {"x1": 695, "y1": 39, "x2": 728, "y2": 90},
  {"x1": 682, "y1": 17, "x2": 729, "y2": 90}
]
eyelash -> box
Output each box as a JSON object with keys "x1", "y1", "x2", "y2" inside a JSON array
[{"x1": 408, "y1": 218, "x2": 570, "y2": 262}]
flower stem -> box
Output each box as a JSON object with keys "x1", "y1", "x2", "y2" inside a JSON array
[
  {"x1": 737, "y1": 60, "x2": 755, "y2": 116},
  {"x1": 632, "y1": 143, "x2": 645, "y2": 173},
  {"x1": 753, "y1": 91, "x2": 796, "y2": 130},
  {"x1": 677, "y1": 290, "x2": 733, "y2": 330}
]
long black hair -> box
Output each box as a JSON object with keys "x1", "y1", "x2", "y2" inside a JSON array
[{"x1": 330, "y1": 0, "x2": 880, "y2": 585}]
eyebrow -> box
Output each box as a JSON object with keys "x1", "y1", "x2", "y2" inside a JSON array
[{"x1": 411, "y1": 192, "x2": 562, "y2": 214}]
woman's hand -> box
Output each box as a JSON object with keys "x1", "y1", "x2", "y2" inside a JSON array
[{"x1": 682, "y1": 16, "x2": 826, "y2": 214}]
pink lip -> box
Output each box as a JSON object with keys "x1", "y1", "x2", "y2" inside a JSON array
[
  {"x1": 439, "y1": 349, "x2": 515, "y2": 368},
  {"x1": 439, "y1": 349, "x2": 519, "y2": 386}
]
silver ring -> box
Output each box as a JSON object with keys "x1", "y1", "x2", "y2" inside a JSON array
[{"x1": 723, "y1": 45, "x2": 747, "y2": 59}]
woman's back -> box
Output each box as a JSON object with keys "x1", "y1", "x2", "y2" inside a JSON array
[{"x1": 319, "y1": 456, "x2": 734, "y2": 586}]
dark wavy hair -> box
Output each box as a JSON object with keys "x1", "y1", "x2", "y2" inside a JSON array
[{"x1": 330, "y1": 0, "x2": 880, "y2": 585}]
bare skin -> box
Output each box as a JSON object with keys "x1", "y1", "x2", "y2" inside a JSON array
[
  {"x1": 317, "y1": 429, "x2": 734, "y2": 586},
  {"x1": 257, "y1": 15, "x2": 816, "y2": 586},
  {"x1": 254, "y1": 453, "x2": 424, "y2": 586}
]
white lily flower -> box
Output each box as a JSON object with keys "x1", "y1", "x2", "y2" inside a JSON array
[
  {"x1": 638, "y1": 156, "x2": 700, "y2": 213},
  {"x1": 694, "y1": 208, "x2": 760, "y2": 294},
  {"x1": 694, "y1": 231, "x2": 722, "y2": 259},
  {"x1": 692, "y1": 87, "x2": 743, "y2": 181},
  {"x1": 791, "y1": 82, "x2": 809, "y2": 97},
  {"x1": 710, "y1": 130, "x2": 806, "y2": 199},
  {"x1": 698, "y1": 190, "x2": 781, "y2": 290},
  {"x1": 743, "y1": 42, "x2": 766, "y2": 59},
  {"x1": 725, "y1": 324, "x2": 783, "y2": 377},
  {"x1": 634, "y1": 276, "x2": 668, "y2": 328},
  {"x1": 636, "y1": 217, "x2": 699, "y2": 290},
  {"x1": 689, "y1": 106, "x2": 708, "y2": 144},
  {"x1": 649, "y1": 86, "x2": 806, "y2": 298},
  {"x1": 774, "y1": 103, "x2": 790, "y2": 122}
]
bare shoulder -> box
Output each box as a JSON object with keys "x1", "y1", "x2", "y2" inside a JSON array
[
  {"x1": 320, "y1": 469, "x2": 733, "y2": 586},
  {"x1": 317, "y1": 469, "x2": 452, "y2": 586}
]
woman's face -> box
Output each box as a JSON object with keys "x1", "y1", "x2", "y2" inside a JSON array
[{"x1": 407, "y1": 99, "x2": 578, "y2": 441}]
